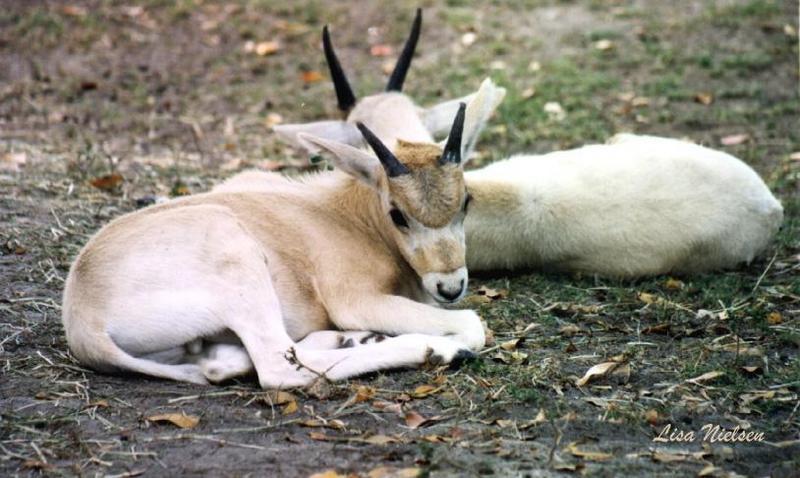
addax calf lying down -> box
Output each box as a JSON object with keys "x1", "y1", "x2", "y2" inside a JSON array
[
  {"x1": 62, "y1": 106, "x2": 485, "y2": 387},
  {"x1": 261, "y1": 10, "x2": 782, "y2": 278},
  {"x1": 464, "y1": 134, "x2": 783, "y2": 277}
]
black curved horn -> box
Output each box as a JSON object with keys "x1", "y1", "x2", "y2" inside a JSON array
[
  {"x1": 440, "y1": 102, "x2": 466, "y2": 165},
  {"x1": 386, "y1": 8, "x2": 422, "y2": 92},
  {"x1": 322, "y1": 25, "x2": 357, "y2": 112},
  {"x1": 356, "y1": 122, "x2": 411, "y2": 177}
]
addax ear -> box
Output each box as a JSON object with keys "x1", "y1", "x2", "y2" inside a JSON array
[
  {"x1": 426, "y1": 78, "x2": 506, "y2": 164},
  {"x1": 296, "y1": 133, "x2": 383, "y2": 189},
  {"x1": 273, "y1": 121, "x2": 362, "y2": 152}
]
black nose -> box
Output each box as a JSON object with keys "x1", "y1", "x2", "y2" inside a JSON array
[{"x1": 437, "y1": 280, "x2": 465, "y2": 301}]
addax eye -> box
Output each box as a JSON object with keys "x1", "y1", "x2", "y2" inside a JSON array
[{"x1": 389, "y1": 208, "x2": 409, "y2": 229}]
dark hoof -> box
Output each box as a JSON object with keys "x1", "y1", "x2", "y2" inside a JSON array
[
  {"x1": 449, "y1": 349, "x2": 478, "y2": 369},
  {"x1": 341, "y1": 338, "x2": 355, "y2": 349},
  {"x1": 428, "y1": 354, "x2": 445, "y2": 366}
]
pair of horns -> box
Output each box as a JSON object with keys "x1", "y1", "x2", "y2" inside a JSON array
[
  {"x1": 323, "y1": 8, "x2": 423, "y2": 112},
  {"x1": 357, "y1": 102, "x2": 466, "y2": 177}
]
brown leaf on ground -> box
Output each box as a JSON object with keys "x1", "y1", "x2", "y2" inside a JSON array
[
  {"x1": 90, "y1": 173, "x2": 123, "y2": 191},
  {"x1": 354, "y1": 385, "x2": 376, "y2": 403},
  {"x1": 694, "y1": 92, "x2": 713, "y2": 105},
  {"x1": 644, "y1": 409, "x2": 659, "y2": 425},
  {"x1": 411, "y1": 384, "x2": 441, "y2": 398},
  {"x1": 1, "y1": 152, "x2": 27, "y2": 172},
  {"x1": 404, "y1": 411, "x2": 428, "y2": 429},
  {"x1": 559, "y1": 324, "x2": 581, "y2": 336},
  {"x1": 300, "y1": 419, "x2": 346, "y2": 430},
  {"x1": 566, "y1": 442, "x2": 613, "y2": 461},
  {"x1": 367, "y1": 467, "x2": 420, "y2": 478},
  {"x1": 146, "y1": 412, "x2": 199, "y2": 429},
  {"x1": 372, "y1": 400, "x2": 403, "y2": 415},
  {"x1": 721, "y1": 133, "x2": 750, "y2": 146},
  {"x1": 767, "y1": 311, "x2": 783, "y2": 325},
  {"x1": 686, "y1": 370, "x2": 723, "y2": 385},
  {"x1": 308, "y1": 431, "x2": 329, "y2": 441},
  {"x1": 309, "y1": 469, "x2": 356, "y2": 478},
  {"x1": 361, "y1": 434, "x2": 401, "y2": 445},
  {"x1": 664, "y1": 278, "x2": 685, "y2": 290},
  {"x1": 476, "y1": 286, "x2": 507, "y2": 300},
  {"x1": 552, "y1": 462, "x2": 584, "y2": 473},
  {"x1": 575, "y1": 361, "x2": 621, "y2": 387},
  {"x1": 255, "y1": 41, "x2": 280, "y2": 56},
  {"x1": 500, "y1": 338, "x2": 520, "y2": 350},
  {"x1": 282, "y1": 400, "x2": 298, "y2": 415},
  {"x1": 265, "y1": 112, "x2": 284, "y2": 128},
  {"x1": 302, "y1": 71, "x2": 324, "y2": 83},
  {"x1": 370, "y1": 44, "x2": 393, "y2": 57},
  {"x1": 261, "y1": 390, "x2": 296, "y2": 406}
]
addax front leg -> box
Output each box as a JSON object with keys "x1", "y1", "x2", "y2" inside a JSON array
[{"x1": 331, "y1": 295, "x2": 485, "y2": 352}]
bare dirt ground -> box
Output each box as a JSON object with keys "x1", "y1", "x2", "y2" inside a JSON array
[{"x1": 1, "y1": 1, "x2": 798, "y2": 476}]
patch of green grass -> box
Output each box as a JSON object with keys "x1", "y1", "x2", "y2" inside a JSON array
[{"x1": 709, "y1": 0, "x2": 782, "y2": 23}]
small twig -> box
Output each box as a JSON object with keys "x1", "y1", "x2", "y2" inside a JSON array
[{"x1": 751, "y1": 251, "x2": 778, "y2": 295}]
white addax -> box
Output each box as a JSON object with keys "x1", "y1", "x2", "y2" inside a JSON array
[
  {"x1": 463, "y1": 134, "x2": 783, "y2": 276},
  {"x1": 62, "y1": 14, "x2": 487, "y2": 387},
  {"x1": 264, "y1": 9, "x2": 782, "y2": 278}
]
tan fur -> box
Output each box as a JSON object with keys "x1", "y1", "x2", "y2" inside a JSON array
[{"x1": 63, "y1": 147, "x2": 483, "y2": 388}]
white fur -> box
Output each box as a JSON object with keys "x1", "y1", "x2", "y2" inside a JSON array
[{"x1": 464, "y1": 134, "x2": 783, "y2": 276}]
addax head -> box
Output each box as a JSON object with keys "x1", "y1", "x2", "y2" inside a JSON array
[
  {"x1": 301, "y1": 104, "x2": 471, "y2": 304},
  {"x1": 274, "y1": 9, "x2": 506, "y2": 157}
]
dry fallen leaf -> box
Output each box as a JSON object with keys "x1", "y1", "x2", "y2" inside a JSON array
[
  {"x1": 61, "y1": 5, "x2": 88, "y2": 17},
  {"x1": 644, "y1": 409, "x2": 659, "y2": 425},
  {"x1": 308, "y1": 431, "x2": 330, "y2": 441},
  {"x1": 90, "y1": 173, "x2": 124, "y2": 191},
  {"x1": 282, "y1": 400, "x2": 298, "y2": 415},
  {"x1": 686, "y1": 370, "x2": 723, "y2": 385},
  {"x1": 372, "y1": 400, "x2": 403, "y2": 415},
  {"x1": 593, "y1": 39, "x2": 614, "y2": 51},
  {"x1": 664, "y1": 278, "x2": 685, "y2": 290},
  {"x1": 370, "y1": 44, "x2": 393, "y2": 57},
  {"x1": 694, "y1": 92, "x2": 714, "y2": 105},
  {"x1": 404, "y1": 411, "x2": 428, "y2": 429},
  {"x1": 553, "y1": 462, "x2": 584, "y2": 473},
  {"x1": 637, "y1": 292, "x2": 659, "y2": 304},
  {"x1": 265, "y1": 112, "x2": 283, "y2": 128},
  {"x1": 721, "y1": 133, "x2": 750, "y2": 146},
  {"x1": 566, "y1": 442, "x2": 613, "y2": 461},
  {"x1": 302, "y1": 71, "x2": 324, "y2": 83},
  {"x1": 300, "y1": 419, "x2": 346, "y2": 430},
  {"x1": 559, "y1": 324, "x2": 581, "y2": 337},
  {"x1": 499, "y1": 338, "x2": 520, "y2": 351},
  {"x1": 367, "y1": 467, "x2": 420, "y2": 478},
  {"x1": 146, "y1": 412, "x2": 199, "y2": 429},
  {"x1": 309, "y1": 470, "x2": 353, "y2": 478},
  {"x1": 85, "y1": 399, "x2": 110, "y2": 409},
  {"x1": 461, "y1": 32, "x2": 477, "y2": 46},
  {"x1": 411, "y1": 384, "x2": 441, "y2": 398},
  {"x1": 255, "y1": 40, "x2": 280, "y2": 56},
  {"x1": 261, "y1": 390, "x2": 296, "y2": 406},
  {"x1": 0, "y1": 152, "x2": 27, "y2": 172},
  {"x1": 544, "y1": 101, "x2": 566, "y2": 121},
  {"x1": 741, "y1": 365, "x2": 762, "y2": 374},
  {"x1": 521, "y1": 87, "x2": 536, "y2": 99},
  {"x1": 767, "y1": 311, "x2": 783, "y2": 325},
  {"x1": 363, "y1": 434, "x2": 400, "y2": 445},
  {"x1": 354, "y1": 385, "x2": 376, "y2": 403},
  {"x1": 575, "y1": 361, "x2": 620, "y2": 387},
  {"x1": 476, "y1": 286, "x2": 507, "y2": 300}
]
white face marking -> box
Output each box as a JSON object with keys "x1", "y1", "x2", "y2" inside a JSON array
[{"x1": 387, "y1": 194, "x2": 471, "y2": 303}]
